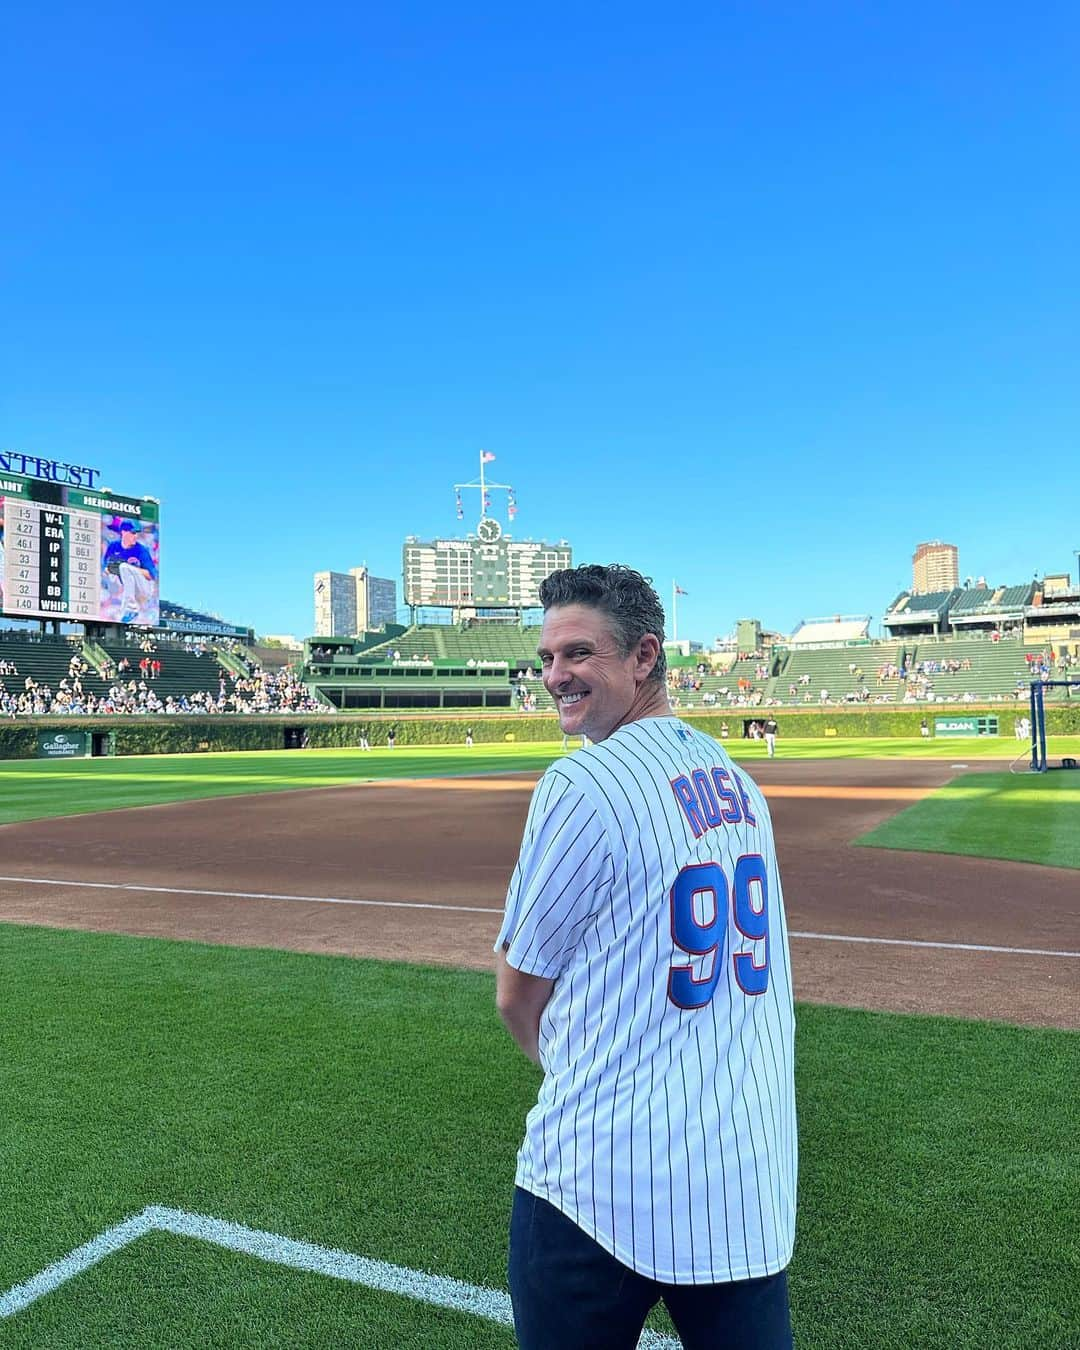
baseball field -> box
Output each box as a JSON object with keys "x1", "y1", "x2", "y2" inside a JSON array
[{"x1": 1, "y1": 739, "x2": 1077, "y2": 1348}]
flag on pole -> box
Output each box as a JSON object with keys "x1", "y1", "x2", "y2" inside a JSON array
[
  {"x1": 481, "y1": 451, "x2": 496, "y2": 463},
  {"x1": 675, "y1": 585, "x2": 688, "y2": 596}
]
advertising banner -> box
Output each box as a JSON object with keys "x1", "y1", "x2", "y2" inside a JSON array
[
  {"x1": 37, "y1": 730, "x2": 88, "y2": 758},
  {"x1": 934, "y1": 716, "x2": 999, "y2": 737}
]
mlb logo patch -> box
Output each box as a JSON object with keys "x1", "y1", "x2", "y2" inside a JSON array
[{"x1": 676, "y1": 727, "x2": 692, "y2": 743}]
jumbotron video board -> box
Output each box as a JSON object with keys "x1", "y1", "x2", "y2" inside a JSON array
[{"x1": 0, "y1": 471, "x2": 160, "y2": 625}]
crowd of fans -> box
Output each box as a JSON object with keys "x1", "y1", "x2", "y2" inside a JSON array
[
  {"x1": 2, "y1": 627, "x2": 1076, "y2": 719},
  {"x1": 661, "y1": 640, "x2": 1080, "y2": 711},
  {"x1": 0, "y1": 644, "x2": 330, "y2": 718}
]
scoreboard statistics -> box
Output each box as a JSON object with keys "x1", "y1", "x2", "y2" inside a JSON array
[
  {"x1": 403, "y1": 523, "x2": 571, "y2": 608},
  {"x1": 0, "y1": 470, "x2": 160, "y2": 625}
]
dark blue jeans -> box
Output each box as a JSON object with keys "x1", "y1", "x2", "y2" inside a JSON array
[{"x1": 508, "y1": 1188, "x2": 792, "y2": 1350}]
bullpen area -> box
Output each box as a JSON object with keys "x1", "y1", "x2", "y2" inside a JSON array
[{"x1": 1, "y1": 741, "x2": 1077, "y2": 1347}]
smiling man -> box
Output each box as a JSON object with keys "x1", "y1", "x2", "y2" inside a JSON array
[{"x1": 495, "y1": 564, "x2": 797, "y2": 1350}]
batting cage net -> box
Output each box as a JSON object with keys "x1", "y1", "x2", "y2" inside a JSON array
[{"x1": 1029, "y1": 679, "x2": 1080, "y2": 772}]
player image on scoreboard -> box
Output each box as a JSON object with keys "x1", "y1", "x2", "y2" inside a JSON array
[{"x1": 99, "y1": 516, "x2": 160, "y2": 625}]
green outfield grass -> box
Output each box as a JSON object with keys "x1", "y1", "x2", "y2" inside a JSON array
[
  {"x1": 2, "y1": 735, "x2": 1077, "y2": 827},
  {"x1": 856, "y1": 771, "x2": 1080, "y2": 869},
  {"x1": 0, "y1": 744, "x2": 564, "y2": 826},
  {"x1": 0, "y1": 925, "x2": 1075, "y2": 1349}
]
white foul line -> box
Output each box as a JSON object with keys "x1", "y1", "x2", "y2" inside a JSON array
[
  {"x1": 789, "y1": 931, "x2": 1080, "y2": 959},
  {"x1": 0, "y1": 874, "x2": 502, "y2": 915},
  {"x1": 0, "y1": 874, "x2": 1075, "y2": 958},
  {"x1": 0, "y1": 1206, "x2": 680, "y2": 1348}
]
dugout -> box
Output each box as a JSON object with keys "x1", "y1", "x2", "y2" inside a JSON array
[{"x1": 283, "y1": 726, "x2": 309, "y2": 750}]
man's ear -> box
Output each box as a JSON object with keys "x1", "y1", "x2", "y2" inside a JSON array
[{"x1": 636, "y1": 634, "x2": 661, "y2": 681}]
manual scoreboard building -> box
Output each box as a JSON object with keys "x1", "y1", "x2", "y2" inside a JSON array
[
  {"x1": 403, "y1": 518, "x2": 571, "y2": 609},
  {"x1": 0, "y1": 469, "x2": 160, "y2": 626}
]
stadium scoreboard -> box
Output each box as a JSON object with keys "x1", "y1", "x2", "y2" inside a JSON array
[
  {"x1": 403, "y1": 524, "x2": 571, "y2": 608},
  {"x1": 0, "y1": 470, "x2": 160, "y2": 625}
]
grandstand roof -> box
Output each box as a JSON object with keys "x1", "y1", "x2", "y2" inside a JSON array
[
  {"x1": 999, "y1": 583, "x2": 1036, "y2": 608},
  {"x1": 948, "y1": 586, "x2": 994, "y2": 614},
  {"x1": 883, "y1": 589, "x2": 959, "y2": 624},
  {"x1": 788, "y1": 617, "x2": 870, "y2": 645}
]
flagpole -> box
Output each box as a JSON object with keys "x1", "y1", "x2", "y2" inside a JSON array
[
  {"x1": 479, "y1": 448, "x2": 487, "y2": 515},
  {"x1": 672, "y1": 581, "x2": 678, "y2": 643}
]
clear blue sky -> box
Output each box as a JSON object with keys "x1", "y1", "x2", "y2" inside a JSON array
[{"x1": 4, "y1": 2, "x2": 1078, "y2": 643}]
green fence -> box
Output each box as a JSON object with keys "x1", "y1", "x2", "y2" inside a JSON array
[{"x1": 0, "y1": 704, "x2": 1077, "y2": 760}]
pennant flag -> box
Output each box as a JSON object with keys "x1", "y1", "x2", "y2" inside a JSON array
[
  {"x1": 483, "y1": 493, "x2": 491, "y2": 510},
  {"x1": 481, "y1": 451, "x2": 496, "y2": 463}
]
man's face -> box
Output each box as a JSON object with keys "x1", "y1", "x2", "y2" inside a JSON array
[
  {"x1": 539, "y1": 603, "x2": 649, "y2": 743},
  {"x1": 120, "y1": 529, "x2": 136, "y2": 547}
]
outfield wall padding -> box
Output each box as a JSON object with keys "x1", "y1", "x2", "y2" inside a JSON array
[{"x1": 1, "y1": 703, "x2": 1078, "y2": 759}]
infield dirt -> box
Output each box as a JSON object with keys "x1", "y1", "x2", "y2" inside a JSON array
[{"x1": 0, "y1": 757, "x2": 1075, "y2": 1029}]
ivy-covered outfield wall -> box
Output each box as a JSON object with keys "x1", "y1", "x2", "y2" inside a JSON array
[{"x1": 0, "y1": 703, "x2": 1078, "y2": 759}]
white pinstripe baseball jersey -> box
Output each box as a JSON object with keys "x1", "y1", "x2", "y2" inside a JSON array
[{"x1": 496, "y1": 715, "x2": 797, "y2": 1284}]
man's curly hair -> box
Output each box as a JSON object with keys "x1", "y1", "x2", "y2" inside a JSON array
[{"x1": 538, "y1": 564, "x2": 667, "y2": 684}]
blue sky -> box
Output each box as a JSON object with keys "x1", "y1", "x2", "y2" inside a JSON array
[{"x1": 3, "y1": 2, "x2": 1078, "y2": 643}]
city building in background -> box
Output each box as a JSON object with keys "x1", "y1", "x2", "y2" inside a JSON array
[
  {"x1": 313, "y1": 568, "x2": 396, "y2": 636},
  {"x1": 912, "y1": 540, "x2": 959, "y2": 595},
  {"x1": 351, "y1": 566, "x2": 397, "y2": 631}
]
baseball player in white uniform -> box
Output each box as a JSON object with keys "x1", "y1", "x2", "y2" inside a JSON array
[{"x1": 496, "y1": 564, "x2": 796, "y2": 1349}]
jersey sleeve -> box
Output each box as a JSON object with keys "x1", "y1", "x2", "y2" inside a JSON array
[{"x1": 495, "y1": 768, "x2": 611, "y2": 980}]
